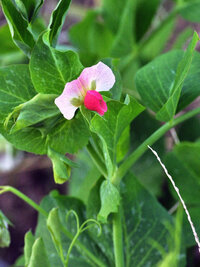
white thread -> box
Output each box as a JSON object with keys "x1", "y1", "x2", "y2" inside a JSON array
[{"x1": 148, "y1": 145, "x2": 200, "y2": 253}]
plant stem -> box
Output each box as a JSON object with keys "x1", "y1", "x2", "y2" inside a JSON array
[
  {"x1": 0, "y1": 186, "x2": 48, "y2": 217},
  {"x1": 65, "y1": 231, "x2": 81, "y2": 267},
  {"x1": 113, "y1": 207, "x2": 125, "y2": 267},
  {"x1": 114, "y1": 107, "x2": 200, "y2": 185},
  {"x1": 62, "y1": 226, "x2": 106, "y2": 267}
]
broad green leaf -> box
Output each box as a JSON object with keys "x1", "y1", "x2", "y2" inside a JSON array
[
  {"x1": 6, "y1": 94, "x2": 59, "y2": 133},
  {"x1": 90, "y1": 96, "x2": 145, "y2": 166},
  {"x1": 179, "y1": 0, "x2": 200, "y2": 22},
  {"x1": 30, "y1": 32, "x2": 83, "y2": 94},
  {"x1": 15, "y1": 0, "x2": 44, "y2": 22},
  {"x1": 24, "y1": 231, "x2": 35, "y2": 266},
  {"x1": 111, "y1": 0, "x2": 136, "y2": 57},
  {"x1": 69, "y1": 10, "x2": 113, "y2": 66},
  {"x1": 48, "y1": 114, "x2": 90, "y2": 154},
  {"x1": 69, "y1": 149, "x2": 101, "y2": 204},
  {"x1": 165, "y1": 142, "x2": 200, "y2": 205},
  {"x1": 136, "y1": 37, "x2": 200, "y2": 121},
  {"x1": 48, "y1": 0, "x2": 71, "y2": 46},
  {"x1": 1, "y1": 112, "x2": 90, "y2": 155},
  {"x1": 1, "y1": 0, "x2": 35, "y2": 56},
  {"x1": 0, "y1": 67, "x2": 89, "y2": 155},
  {"x1": 0, "y1": 24, "x2": 24, "y2": 66},
  {"x1": 0, "y1": 42, "x2": 89, "y2": 156},
  {"x1": 157, "y1": 208, "x2": 185, "y2": 267},
  {"x1": 47, "y1": 147, "x2": 78, "y2": 184},
  {"x1": 156, "y1": 32, "x2": 199, "y2": 121},
  {"x1": 165, "y1": 142, "x2": 200, "y2": 247},
  {"x1": 0, "y1": 65, "x2": 36, "y2": 121},
  {"x1": 36, "y1": 191, "x2": 108, "y2": 266},
  {"x1": 97, "y1": 180, "x2": 120, "y2": 223},
  {"x1": 122, "y1": 173, "x2": 177, "y2": 266},
  {"x1": 28, "y1": 238, "x2": 50, "y2": 267}
]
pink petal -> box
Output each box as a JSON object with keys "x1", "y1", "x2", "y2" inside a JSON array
[
  {"x1": 78, "y1": 62, "x2": 115, "y2": 92},
  {"x1": 84, "y1": 90, "x2": 107, "y2": 116},
  {"x1": 55, "y1": 79, "x2": 84, "y2": 120}
]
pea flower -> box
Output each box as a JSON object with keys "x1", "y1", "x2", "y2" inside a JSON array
[{"x1": 55, "y1": 62, "x2": 115, "y2": 120}]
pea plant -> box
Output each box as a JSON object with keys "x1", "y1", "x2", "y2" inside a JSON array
[{"x1": 0, "y1": 0, "x2": 200, "y2": 266}]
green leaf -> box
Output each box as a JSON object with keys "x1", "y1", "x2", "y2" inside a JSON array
[
  {"x1": 136, "y1": 34, "x2": 200, "y2": 121},
  {"x1": 28, "y1": 238, "x2": 50, "y2": 267},
  {"x1": 156, "y1": 32, "x2": 199, "y2": 121},
  {"x1": 30, "y1": 32, "x2": 83, "y2": 94},
  {"x1": 179, "y1": 0, "x2": 200, "y2": 23},
  {"x1": 24, "y1": 231, "x2": 35, "y2": 266},
  {"x1": 48, "y1": 0, "x2": 71, "y2": 46},
  {"x1": 1, "y1": 0, "x2": 35, "y2": 56},
  {"x1": 6, "y1": 94, "x2": 59, "y2": 133},
  {"x1": 0, "y1": 24, "x2": 24, "y2": 66},
  {"x1": 97, "y1": 180, "x2": 120, "y2": 223},
  {"x1": 15, "y1": 0, "x2": 44, "y2": 22},
  {"x1": 111, "y1": 0, "x2": 136, "y2": 57},
  {"x1": 1, "y1": 112, "x2": 90, "y2": 155},
  {"x1": 0, "y1": 65, "x2": 36, "y2": 121},
  {"x1": 69, "y1": 149, "x2": 101, "y2": 204},
  {"x1": 165, "y1": 141, "x2": 200, "y2": 246},
  {"x1": 69, "y1": 10, "x2": 113, "y2": 66},
  {"x1": 90, "y1": 96, "x2": 145, "y2": 169},
  {"x1": 47, "y1": 147, "x2": 78, "y2": 184},
  {"x1": 122, "y1": 173, "x2": 176, "y2": 266}
]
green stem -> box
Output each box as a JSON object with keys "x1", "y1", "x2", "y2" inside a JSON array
[
  {"x1": 62, "y1": 226, "x2": 106, "y2": 267},
  {"x1": 65, "y1": 231, "x2": 81, "y2": 267},
  {"x1": 113, "y1": 207, "x2": 125, "y2": 267},
  {"x1": 114, "y1": 107, "x2": 200, "y2": 185},
  {"x1": 0, "y1": 186, "x2": 48, "y2": 217}
]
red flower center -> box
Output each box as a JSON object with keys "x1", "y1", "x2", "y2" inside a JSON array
[{"x1": 84, "y1": 90, "x2": 107, "y2": 116}]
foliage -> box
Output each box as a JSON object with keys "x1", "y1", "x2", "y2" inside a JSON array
[{"x1": 0, "y1": 0, "x2": 200, "y2": 266}]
